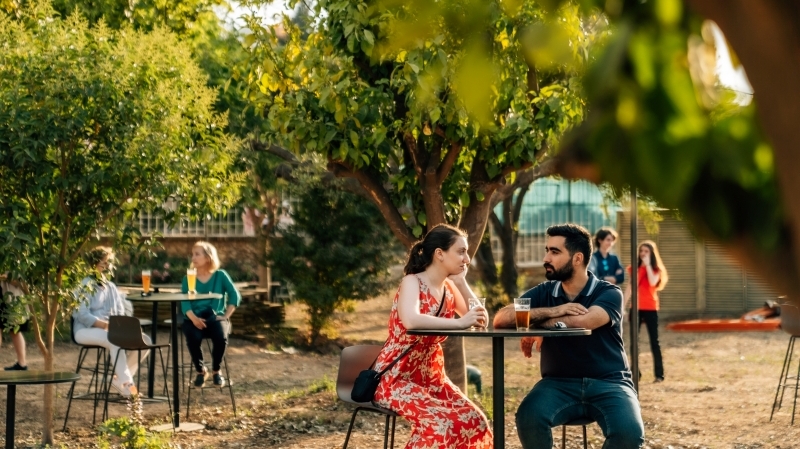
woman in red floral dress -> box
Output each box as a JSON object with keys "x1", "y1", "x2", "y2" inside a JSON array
[{"x1": 373, "y1": 224, "x2": 493, "y2": 448}]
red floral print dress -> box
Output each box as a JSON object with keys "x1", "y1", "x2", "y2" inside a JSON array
[{"x1": 373, "y1": 275, "x2": 493, "y2": 449}]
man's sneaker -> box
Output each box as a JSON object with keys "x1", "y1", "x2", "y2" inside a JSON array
[
  {"x1": 213, "y1": 373, "x2": 225, "y2": 388},
  {"x1": 4, "y1": 362, "x2": 27, "y2": 371},
  {"x1": 654, "y1": 377, "x2": 665, "y2": 383},
  {"x1": 194, "y1": 370, "x2": 207, "y2": 388}
]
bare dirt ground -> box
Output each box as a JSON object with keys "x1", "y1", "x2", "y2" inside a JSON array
[{"x1": 1, "y1": 294, "x2": 799, "y2": 448}]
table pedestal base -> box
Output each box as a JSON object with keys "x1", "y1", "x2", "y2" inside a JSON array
[{"x1": 151, "y1": 422, "x2": 205, "y2": 432}]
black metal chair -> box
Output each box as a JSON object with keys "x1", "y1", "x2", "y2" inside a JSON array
[
  {"x1": 63, "y1": 317, "x2": 109, "y2": 430},
  {"x1": 102, "y1": 316, "x2": 172, "y2": 422},
  {"x1": 185, "y1": 322, "x2": 237, "y2": 419},
  {"x1": 561, "y1": 417, "x2": 594, "y2": 449},
  {"x1": 337, "y1": 345, "x2": 398, "y2": 449},
  {"x1": 770, "y1": 301, "x2": 800, "y2": 424}
]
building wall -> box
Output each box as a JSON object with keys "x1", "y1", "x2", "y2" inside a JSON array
[{"x1": 617, "y1": 211, "x2": 780, "y2": 318}]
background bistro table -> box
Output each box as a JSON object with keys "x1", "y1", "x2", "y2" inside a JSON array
[
  {"x1": 0, "y1": 371, "x2": 80, "y2": 449},
  {"x1": 407, "y1": 326, "x2": 591, "y2": 449},
  {"x1": 127, "y1": 292, "x2": 222, "y2": 431}
]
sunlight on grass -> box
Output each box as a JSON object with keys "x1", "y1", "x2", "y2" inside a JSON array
[{"x1": 263, "y1": 375, "x2": 336, "y2": 404}]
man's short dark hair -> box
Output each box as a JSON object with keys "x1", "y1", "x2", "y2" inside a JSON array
[{"x1": 546, "y1": 224, "x2": 593, "y2": 266}]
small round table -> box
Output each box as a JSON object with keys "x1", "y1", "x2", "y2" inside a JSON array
[
  {"x1": 0, "y1": 371, "x2": 80, "y2": 449},
  {"x1": 127, "y1": 292, "x2": 222, "y2": 432}
]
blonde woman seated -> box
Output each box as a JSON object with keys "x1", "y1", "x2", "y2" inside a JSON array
[
  {"x1": 72, "y1": 247, "x2": 149, "y2": 398},
  {"x1": 373, "y1": 224, "x2": 493, "y2": 448}
]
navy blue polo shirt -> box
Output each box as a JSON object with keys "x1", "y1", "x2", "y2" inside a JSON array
[{"x1": 521, "y1": 273, "x2": 632, "y2": 384}]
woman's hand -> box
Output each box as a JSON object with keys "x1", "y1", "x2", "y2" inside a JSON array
[
  {"x1": 459, "y1": 305, "x2": 488, "y2": 330},
  {"x1": 641, "y1": 254, "x2": 651, "y2": 266},
  {"x1": 191, "y1": 316, "x2": 207, "y2": 329},
  {"x1": 216, "y1": 315, "x2": 228, "y2": 322}
]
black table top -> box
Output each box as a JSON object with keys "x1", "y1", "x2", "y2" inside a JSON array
[
  {"x1": 407, "y1": 326, "x2": 591, "y2": 337},
  {"x1": 0, "y1": 371, "x2": 80, "y2": 385},
  {"x1": 127, "y1": 292, "x2": 222, "y2": 302}
]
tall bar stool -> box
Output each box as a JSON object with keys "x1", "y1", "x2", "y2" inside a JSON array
[
  {"x1": 561, "y1": 417, "x2": 594, "y2": 449},
  {"x1": 163, "y1": 317, "x2": 192, "y2": 390},
  {"x1": 770, "y1": 301, "x2": 800, "y2": 424},
  {"x1": 185, "y1": 322, "x2": 237, "y2": 419},
  {"x1": 63, "y1": 318, "x2": 109, "y2": 430}
]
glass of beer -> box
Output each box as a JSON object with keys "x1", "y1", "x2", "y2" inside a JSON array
[
  {"x1": 187, "y1": 268, "x2": 197, "y2": 294},
  {"x1": 141, "y1": 270, "x2": 151, "y2": 295},
  {"x1": 468, "y1": 297, "x2": 487, "y2": 331},
  {"x1": 514, "y1": 297, "x2": 531, "y2": 331}
]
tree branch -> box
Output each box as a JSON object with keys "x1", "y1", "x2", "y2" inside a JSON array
[
  {"x1": 490, "y1": 157, "x2": 558, "y2": 209},
  {"x1": 327, "y1": 160, "x2": 416, "y2": 248},
  {"x1": 437, "y1": 141, "x2": 462, "y2": 185}
]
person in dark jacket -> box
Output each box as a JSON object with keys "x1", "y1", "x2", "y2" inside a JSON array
[{"x1": 588, "y1": 227, "x2": 624, "y2": 285}]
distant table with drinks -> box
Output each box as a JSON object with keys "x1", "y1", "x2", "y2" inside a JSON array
[
  {"x1": 127, "y1": 290, "x2": 222, "y2": 432},
  {"x1": 407, "y1": 326, "x2": 591, "y2": 449}
]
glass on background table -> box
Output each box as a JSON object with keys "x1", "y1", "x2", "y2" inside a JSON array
[
  {"x1": 127, "y1": 292, "x2": 222, "y2": 432},
  {"x1": 407, "y1": 326, "x2": 591, "y2": 449}
]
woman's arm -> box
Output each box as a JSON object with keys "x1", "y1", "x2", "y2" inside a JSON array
[
  {"x1": 644, "y1": 265, "x2": 660, "y2": 287},
  {"x1": 613, "y1": 256, "x2": 625, "y2": 285},
  {"x1": 73, "y1": 282, "x2": 102, "y2": 329},
  {"x1": 446, "y1": 276, "x2": 472, "y2": 317},
  {"x1": 396, "y1": 275, "x2": 482, "y2": 330}
]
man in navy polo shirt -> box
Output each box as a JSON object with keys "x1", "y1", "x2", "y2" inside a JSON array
[{"x1": 494, "y1": 224, "x2": 644, "y2": 449}]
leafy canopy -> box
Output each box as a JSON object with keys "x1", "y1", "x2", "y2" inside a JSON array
[
  {"x1": 244, "y1": 0, "x2": 594, "y2": 243},
  {"x1": 0, "y1": 4, "x2": 242, "y2": 312}
]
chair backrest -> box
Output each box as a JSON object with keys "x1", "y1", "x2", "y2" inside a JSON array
[
  {"x1": 337, "y1": 345, "x2": 382, "y2": 404},
  {"x1": 108, "y1": 315, "x2": 149, "y2": 350},
  {"x1": 70, "y1": 316, "x2": 78, "y2": 345},
  {"x1": 781, "y1": 302, "x2": 800, "y2": 337}
]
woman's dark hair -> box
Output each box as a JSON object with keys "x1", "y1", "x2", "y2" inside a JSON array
[
  {"x1": 403, "y1": 224, "x2": 468, "y2": 275},
  {"x1": 593, "y1": 226, "x2": 618, "y2": 249},
  {"x1": 546, "y1": 224, "x2": 592, "y2": 266}
]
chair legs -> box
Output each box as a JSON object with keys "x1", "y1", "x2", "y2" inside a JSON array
[
  {"x1": 185, "y1": 339, "x2": 237, "y2": 419},
  {"x1": 561, "y1": 424, "x2": 588, "y2": 449},
  {"x1": 102, "y1": 347, "x2": 172, "y2": 424},
  {"x1": 63, "y1": 346, "x2": 108, "y2": 431},
  {"x1": 771, "y1": 335, "x2": 800, "y2": 424},
  {"x1": 343, "y1": 406, "x2": 396, "y2": 449}
]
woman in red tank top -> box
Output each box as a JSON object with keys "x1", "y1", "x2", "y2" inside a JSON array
[{"x1": 624, "y1": 240, "x2": 669, "y2": 382}]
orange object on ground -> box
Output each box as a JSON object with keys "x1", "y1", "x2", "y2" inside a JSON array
[{"x1": 666, "y1": 318, "x2": 781, "y2": 332}]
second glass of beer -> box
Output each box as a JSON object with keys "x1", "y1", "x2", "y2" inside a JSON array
[
  {"x1": 187, "y1": 268, "x2": 197, "y2": 294},
  {"x1": 141, "y1": 270, "x2": 151, "y2": 295},
  {"x1": 514, "y1": 297, "x2": 530, "y2": 330},
  {"x1": 468, "y1": 297, "x2": 486, "y2": 331}
]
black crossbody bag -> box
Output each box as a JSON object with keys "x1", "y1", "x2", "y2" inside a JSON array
[{"x1": 350, "y1": 289, "x2": 446, "y2": 403}]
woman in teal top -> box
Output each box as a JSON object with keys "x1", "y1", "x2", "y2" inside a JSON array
[{"x1": 181, "y1": 241, "x2": 241, "y2": 388}]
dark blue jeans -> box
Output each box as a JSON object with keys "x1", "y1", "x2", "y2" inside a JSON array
[
  {"x1": 181, "y1": 318, "x2": 229, "y2": 373},
  {"x1": 515, "y1": 377, "x2": 644, "y2": 449}
]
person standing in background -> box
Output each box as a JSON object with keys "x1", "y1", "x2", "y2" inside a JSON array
[
  {"x1": 588, "y1": 227, "x2": 625, "y2": 285},
  {"x1": 624, "y1": 240, "x2": 669, "y2": 383},
  {"x1": 0, "y1": 274, "x2": 29, "y2": 371}
]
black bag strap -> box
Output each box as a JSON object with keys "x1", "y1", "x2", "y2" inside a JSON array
[{"x1": 372, "y1": 286, "x2": 447, "y2": 375}]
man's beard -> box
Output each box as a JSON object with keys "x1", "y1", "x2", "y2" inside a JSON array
[{"x1": 544, "y1": 259, "x2": 574, "y2": 281}]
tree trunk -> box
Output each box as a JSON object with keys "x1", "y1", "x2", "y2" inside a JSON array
[
  {"x1": 473, "y1": 237, "x2": 499, "y2": 286},
  {"x1": 42, "y1": 339, "x2": 54, "y2": 444}
]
